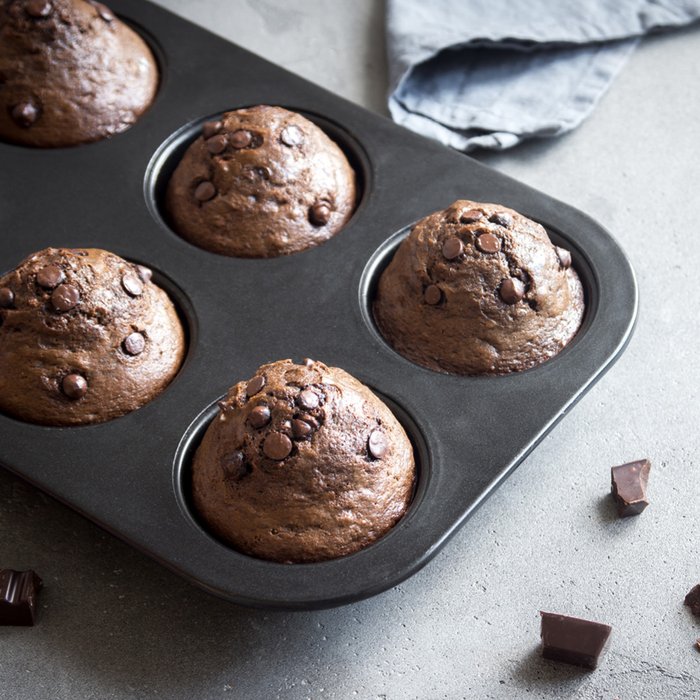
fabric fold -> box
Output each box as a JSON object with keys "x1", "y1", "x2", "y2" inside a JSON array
[{"x1": 387, "y1": 0, "x2": 700, "y2": 151}]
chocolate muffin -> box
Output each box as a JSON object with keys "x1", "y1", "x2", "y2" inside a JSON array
[
  {"x1": 0, "y1": 248, "x2": 185, "y2": 425},
  {"x1": 374, "y1": 200, "x2": 585, "y2": 375},
  {"x1": 166, "y1": 106, "x2": 357, "y2": 258},
  {"x1": 0, "y1": 0, "x2": 158, "y2": 148},
  {"x1": 192, "y1": 359, "x2": 415, "y2": 563}
]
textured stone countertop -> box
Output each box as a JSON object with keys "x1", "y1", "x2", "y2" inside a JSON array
[{"x1": 2, "y1": 2, "x2": 699, "y2": 698}]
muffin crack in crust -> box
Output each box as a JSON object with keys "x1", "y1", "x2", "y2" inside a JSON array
[
  {"x1": 374, "y1": 199, "x2": 585, "y2": 375},
  {"x1": 193, "y1": 359, "x2": 416, "y2": 563}
]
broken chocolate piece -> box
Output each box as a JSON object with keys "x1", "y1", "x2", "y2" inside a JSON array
[
  {"x1": 540, "y1": 611, "x2": 612, "y2": 669},
  {"x1": 610, "y1": 459, "x2": 650, "y2": 517},
  {"x1": 0, "y1": 569, "x2": 42, "y2": 626},
  {"x1": 684, "y1": 584, "x2": 700, "y2": 616}
]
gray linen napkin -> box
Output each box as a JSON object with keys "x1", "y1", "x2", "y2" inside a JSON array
[{"x1": 387, "y1": 0, "x2": 700, "y2": 151}]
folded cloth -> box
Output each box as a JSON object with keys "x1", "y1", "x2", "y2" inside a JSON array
[{"x1": 387, "y1": 0, "x2": 700, "y2": 152}]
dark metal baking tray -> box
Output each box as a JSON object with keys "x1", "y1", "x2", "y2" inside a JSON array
[{"x1": 0, "y1": 0, "x2": 637, "y2": 610}]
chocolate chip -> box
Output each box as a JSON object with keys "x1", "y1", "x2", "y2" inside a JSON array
[
  {"x1": 36, "y1": 265, "x2": 64, "y2": 289},
  {"x1": 11, "y1": 101, "x2": 39, "y2": 128},
  {"x1": 26, "y1": 0, "x2": 52, "y2": 18},
  {"x1": 248, "y1": 405, "x2": 271, "y2": 429},
  {"x1": 123, "y1": 332, "x2": 145, "y2": 356},
  {"x1": 0, "y1": 288, "x2": 14, "y2": 308},
  {"x1": 230, "y1": 129, "x2": 253, "y2": 149},
  {"x1": 241, "y1": 164, "x2": 272, "y2": 182},
  {"x1": 136, "y1": 265, "x2": 152, "y2": 283},
  {"x1": 50, "y1": 284, "x2": 80, "y2": 312},
  {"x1": 499, "y1": 278, "x2": 525, "y2": 305},
  {"x1": 246, "y1": 375, "x2": 265, "y2": 397},
  {"x1": 194, "y1": 181, "x2": 216, "y2": 202},
  {"x1": 442, "y1": 237, "x2": 463, "y2": 260},
  {"x1": 489, "y1": 212, "x2": 513, "y2": 227},
  {"x1": 62, "y1": 374, "x2": 87, "y2": 400},
  {"x1": 263, "y1": 432, "x2": 293, "y2": 460},
  {"x1": 92, "y1": 1, "x2": 114, "y2": 21},
  {"x1": 206, "y1": 134, "x2": 228, "y2": 154},
  {"x1": 296, "y1": 389, "x2": 319, "y2": 410},
  {"x1": 459, "y1": 208, "x2": 483, "y2": 224},
  {"x1": 222, "y1": 450, "x2": 247, "y2": 480},
  {"x1": 556, "y1": 246, "x2": 572, "y2": 269},
  {"x1": 309, "y1": 202, "x2": 331, "y2": 226},
  {"x1": 476, "y1": 233, "x2": 500, "y2": 254},
  {"x1": 368, "y1": 429, "x2": 388, "y2": 459},
  {"x1": 122, "y1": 273, "x2": 144, "y2": 297},
  {"x1": 292, "y1": 419, "x2": 314, "y2": 439},
  {"x1": 280, "y1": 125, "x2": 304, "y2": 147},
  {"x1": 202, "y1": 121, "x2": 222, "y2": 139},
  {"x1": 424, "y1": 284, "x2": 442, "y2": 305}
]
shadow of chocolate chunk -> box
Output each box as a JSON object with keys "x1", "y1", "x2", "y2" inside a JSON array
[
  {"x1": 0, "y1": 569, "x2": 43, "y2": 626},
  {"x1": 540, "y1": 611, "x2": 612, "y2": 669},
  {"x1": 610, "y1": 459, "x2": 650, "y2": 517}
]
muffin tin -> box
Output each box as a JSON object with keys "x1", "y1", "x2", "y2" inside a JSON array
[{"x1": 0, "y1": 0, "x2": 637, "y2": 609}]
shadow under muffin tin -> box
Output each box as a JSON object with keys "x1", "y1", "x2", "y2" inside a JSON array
[{"x1": 0, "y1": 0, "x2": 637, "y2": 610}]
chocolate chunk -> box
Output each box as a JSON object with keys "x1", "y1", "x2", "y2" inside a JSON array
[
  {"x1": 50, "y1": 284, "x2": 80, "y2": 312},
  {"x1": 499, "y1": 278, "x2": 525, "y2": 305},
  {"x1": 194, "y1": 181, "x2": 216, "y2": 202},
  {"x1": 230, "y1": 129, "x2": 253, "y2": 149},
  {"x1": 540, "y1": 612, "x2": 612, "y2": 669},
  {"x1": 424, "y1": 284, "x2": 442, "y2": 306},
  {"x1": 0, "y1": 288, "x2": 14, "y2": 308},
  {"x1": 610, "y1": 459, "x2": 650, "y2": 517},
  {"x1": 280, "y1": 125, "x2": 304, "y2": 147},
  {"x1": 136, "y1": 265, "x2": 152, "y2": 283},
  {"x1": 368, "y1": 429, "x2": 388, "y2": 459},
  {"x1": 36, "y1": 265, "x2": 64, "y2": 289},
  {"x1": 476, "y1": 233, "x2": 500, "y2": 254},
  {"x1": 248, "y1": 405, "x2": 271, "y2": 429},
  {"x1": 11, "y1": 101, "x2": 38, "y2": 128},
  {"x1": 292, "y1": 418, "x2": 314, "y2": 439},
  {"x1": 206, "y1": 134, "x2": 228, "y2": 155},
  {"x1": 202, "y1": 121, "x2": 222, "y2": 139},
  {"x1": 26, "y1": 0, "x2": 52, "y2": 18},
  {"x1": 442, "y1": 237, "x2": 463, "y2": 260},
  {"x1": 556, "y1": 246, "x2": 572, "y2": 269},
  {"x1": 241, "y1": 164, "x2": 272, "y2": 182},
  {"x1": 297, "y1": 389, "x2": 319, "y2": 410},
  {"x1": 122, "y1": 272, "x2": 144, "y2": 297},
  {"x1": 0, "y1": 570, "x2": 42, "y2": 626},
  {"x1": 123, "y1": 332, "x2": 146, "y2": 356},
  {"x1": 684, "y1": 585, "x2": 700, "y2": 616},
  {"x1": 62, "y1": 373, "x2": 87, "y2": 400},
  {"x1": 246, "y1": 375, "x2": 265, "y2": 397},
  {"x1": 309, "y1": 202, "x2": 332, "y2": 226},
  {"x1": 459, "y1": 208, "x2": 483, "y2": 224},
  {"x1": 263, "y1": 432, "x2": 293, "y2": 460},
  {"x1": 489, "y1": 212, "x2": 512, "y2": 227}
]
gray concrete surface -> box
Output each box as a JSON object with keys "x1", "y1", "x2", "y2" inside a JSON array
[{"x1": 2, "y1": 2, "x2": 699, "y2": 698}]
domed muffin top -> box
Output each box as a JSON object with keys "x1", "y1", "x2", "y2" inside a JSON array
[
  {"x1": 166, "y1": 106, "x2": 357, "y2": 258},
  {"x1": 374, "y1": 200, "x2": 584, "y2": 375}
]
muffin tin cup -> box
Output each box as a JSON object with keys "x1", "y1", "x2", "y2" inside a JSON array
[{"x1": 0, "y1": 0, "x2": 637, "y2": 609}]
